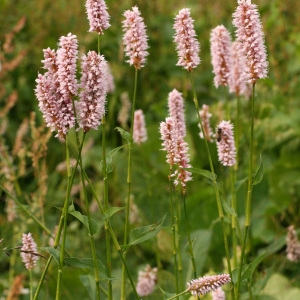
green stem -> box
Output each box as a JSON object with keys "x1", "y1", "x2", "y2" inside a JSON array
[
  {"x1": 167, "y1": 289, "x2": 189, "y2": 300},
  {"x1": 189, "y1": 72, "x2": 233, "y2": 293},
  {"x1": 78, "y1": 133, "x2": 101, "y2": 300},
  {"x1": 81, "y1": 166, "x2": 140, "y2": 299},
  {"x1": 183, "y1": 193, "x2": 197, "y2": 279},
  {"x1": 175, "y1": 192, "x2": 183, "y2": 290},
  {"x1": 30, "y1": 270, "x2": 33, "y2": 300},
  {"x1": 121, "y1": 67, "x2": 138, "y2": 300},
  {"x1": 236, "y1": 83, "x2": 255, "y2": 299},
  {"x1": 169, "y1": 174, "x2": 179, "y2": 297},
  {"x1": 56, "y1": 135, "x2": 72, "y2": 300},
  {"x1": 102, "y1": 116, "x2": 112, "y2": 300}
]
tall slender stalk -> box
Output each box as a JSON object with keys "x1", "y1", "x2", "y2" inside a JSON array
[
  {"x1": 169, "y1": 174, "x2": 179, "y2": 297},
  {"x1": 182, "y1": 193, "x2": 197, "y2": 279},
  {"x1": 77, "y1": 133, "x2": 101, "y2": 300},
  {"x1": 121, "y1": 68, "x2": 138, "y2": 300},
  {"x1": 97, "y1": 32, "x2": 113, "y2": 300},
  {"x1": 236, "y1": 83, "x2": 255, "y2": 299},
  {"x1": 56, "y1": 135, "x2": 72, "y2": 300},
  {"x1": 189, "y1": 73, "x2": 234, "y2": 298}
]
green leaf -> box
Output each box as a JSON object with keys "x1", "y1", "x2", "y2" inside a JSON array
[
  {"x1": 103, "y1": 207, "x2": 125, "y2": 220},
  {"x1": 253, "y1": 154, "x2": 264, "y2": 186},
  {"x1": 232, "y1": 251, "x2": 268, "y2": 284},
  {"x1": 234, "y1": 176, "x2": 248, "y2": 191},
  {"x1": 122, "y1": 215, "x2": 166, "y2": 251},
  {"x1": 41, "y1": 247, "x2": 60, "y2": 264},
  {"x1": 100, "y1": 145, "x2": 127, "y2": 174},
  {"x1": 222, "y1": 198, "x2": 236, "y2": 217},
  {"x1": 69, "y1": 209, "x2": 100, "y2": 235},
  {"x1": 115, "y1": 127, "x2": 130, "y2": 143},
  {"x1": 185, "y1": 229, "x2": 212, "y2": 280},
  {"x1": 64, "y1": 257, "x2": 112, "y2": 281},
  {"x1": 184, "y1": 167, "x2": 217, "y2": 182}
]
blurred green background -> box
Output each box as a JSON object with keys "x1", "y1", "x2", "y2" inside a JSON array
[{"x1": 1, "y1": 0, "x2": 300, "y2": 299}]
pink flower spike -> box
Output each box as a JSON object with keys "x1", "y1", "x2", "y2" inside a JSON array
[
  {"x1": 85, "y1": 0, "x2": 110, "y2": 35},
  {"x1": 229, "y1": 41, "x2": 252, "y2": 98},
  {"x1": 232, "y1": 0, "x2": 268, "y2": 84},
  {"x1": 77, "y1": 51, "x2": 108, "y2": 132},
  {"x1": 133, "y1": 109, "x2": 147, "y2": 145},
  {"x1": 136, "y1": 265, "x2": 158, "y2": 297},
  {"x1": 173, "y1": 8, "x2": 200, "y2": 72},
  {"x1": 210, "y1": 25, "x2": 232, "y2": 88},
  {"x1": 21, "y1": 233, "x2": 39, "y2": 270},
  {"x1": 187, "y1": 274, "x2": 231, "y2": 297},
  {"x1": 160, "y1": 117, "x2": 179, "y2": 167},
  {"x1": 57, "y1": 33, "x2": 79, "y2": 97},
  {"x1": 216, "y1": 120, "x2": 236, "y2": 167},
  {"x1": 168, "y1": 89, "x2": 186, "y2": 138},
  {"x1": 122, "y1": 6, "x2": 149, "y2": 69}
]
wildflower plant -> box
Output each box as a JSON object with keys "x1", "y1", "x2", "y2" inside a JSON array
[{"x1": 2, "y1": 1, "x2": 283, "y2": 300}]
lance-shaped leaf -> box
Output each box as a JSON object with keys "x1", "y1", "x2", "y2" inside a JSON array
[
  {"x1": 121, "y1": 215, "x2": 166, "y2": 251},
  {"x1": 253, "y1": 154, "x2": 264, "y2": 186},
  {"x1": 115, "y1": 127, "x2": 130, "y2": 143},
  {"x1": 184, "y1": 167, "x2": 217, "y2": 182}
]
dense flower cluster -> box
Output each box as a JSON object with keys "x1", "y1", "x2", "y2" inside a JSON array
[
  {"x1": 173, "y1": 8, "x2": 200, "y2": 71},
  {"x1": 85, "y1": 0, "x2": 110, "y2": 34},
  {"x1": 229, "y1": 41, "x2": 252, "y2": 98},
  {"x1": 133, "y1": 109, "x2": 147, "y2": 145},
  {"x1": 168, "y1": 89, "x2": 186, "y2": 138},
  {"x1": 187, "y1": 274, "x2": 231, "y2": 297},
  {"x1": 21, "y1": 233, "x2": 39, "y2": 270},
  {"x1": 286, "y1": 225, "x2": 300, "y2": 262},
  {"x1": 136, "y1": 265, "x2": 158, "y2": 297},
  {"x1": 160, "y1": 117, "x2": 192, "y2": 192},
  {"x1": 199, "y1": 104, "x2": 214, "y2": 142},
  {"x1": 216, "y1": 120, "x2": 236, "y2": 167},
  {"x1": 122, "y1": 6, "x2": 149, "y2": 69},
  {"x1": 232, "y1": 0, "x2": 268, "y2": 84},
  {"x1": 77, "y1": 51, "x2": 108, "y2": 132},
  {"x1": 35, "y1": 33, "x2": 79, "y2": 138},
  {"x1": 210, "y1": 25, "x2": 232, "y2": 87},
  {"x1": 160, "y1": 117, "x2": 180, "y2": 167}
]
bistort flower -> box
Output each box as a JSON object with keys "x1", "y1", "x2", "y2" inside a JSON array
[
  {"x1": 35, "y1": 39, "x2": 78, "y2": 139},
  {"x1": 133, "y1": 109, "x2": 147, "y2": 145},
  {"x1": 187, "y1": 274, "x2": 231, "y2": 297},
  {"x1": 173, "y1": 8, "x2": 200, "y2": 71},
  {"x1": 136, "y1": 265, "x2": 158, "y2": 297},
  {"x1": 229, "y1": 41, "x2": 252, "y2": 98},
  {"x1": 122, "y1": 6, "x2": 149, "y2": 69},
  {"x1": 21, "y1": 233, "x2": 39, "y2": 270},
  {"x1": 77, "y1": 51, "x2": 108, "y2": 132},
  {"x1": 232, "y1": 0, "x2": 268, "y2": 84},
  {"x1": 85, "y1": 0, "x2": 110, "y2": 34},
  {"x1": 216, "y1": 120, "x2": 236, "y2": 166},
  {"x1": 199, "y1": 104, "x2": 214, "y2": 142},
  {"x1": 160, "y1": 116, "x2": 192, "y2": 193},
  {"x1": 168, "y1": 89, "x2": 186, "y2": 138},
  {"x1": 210, "y1": 25, "x2": 232, "y2": 87},
  {"x1": 160, "y1": 117, "x2": 180, "y2": 168}
]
